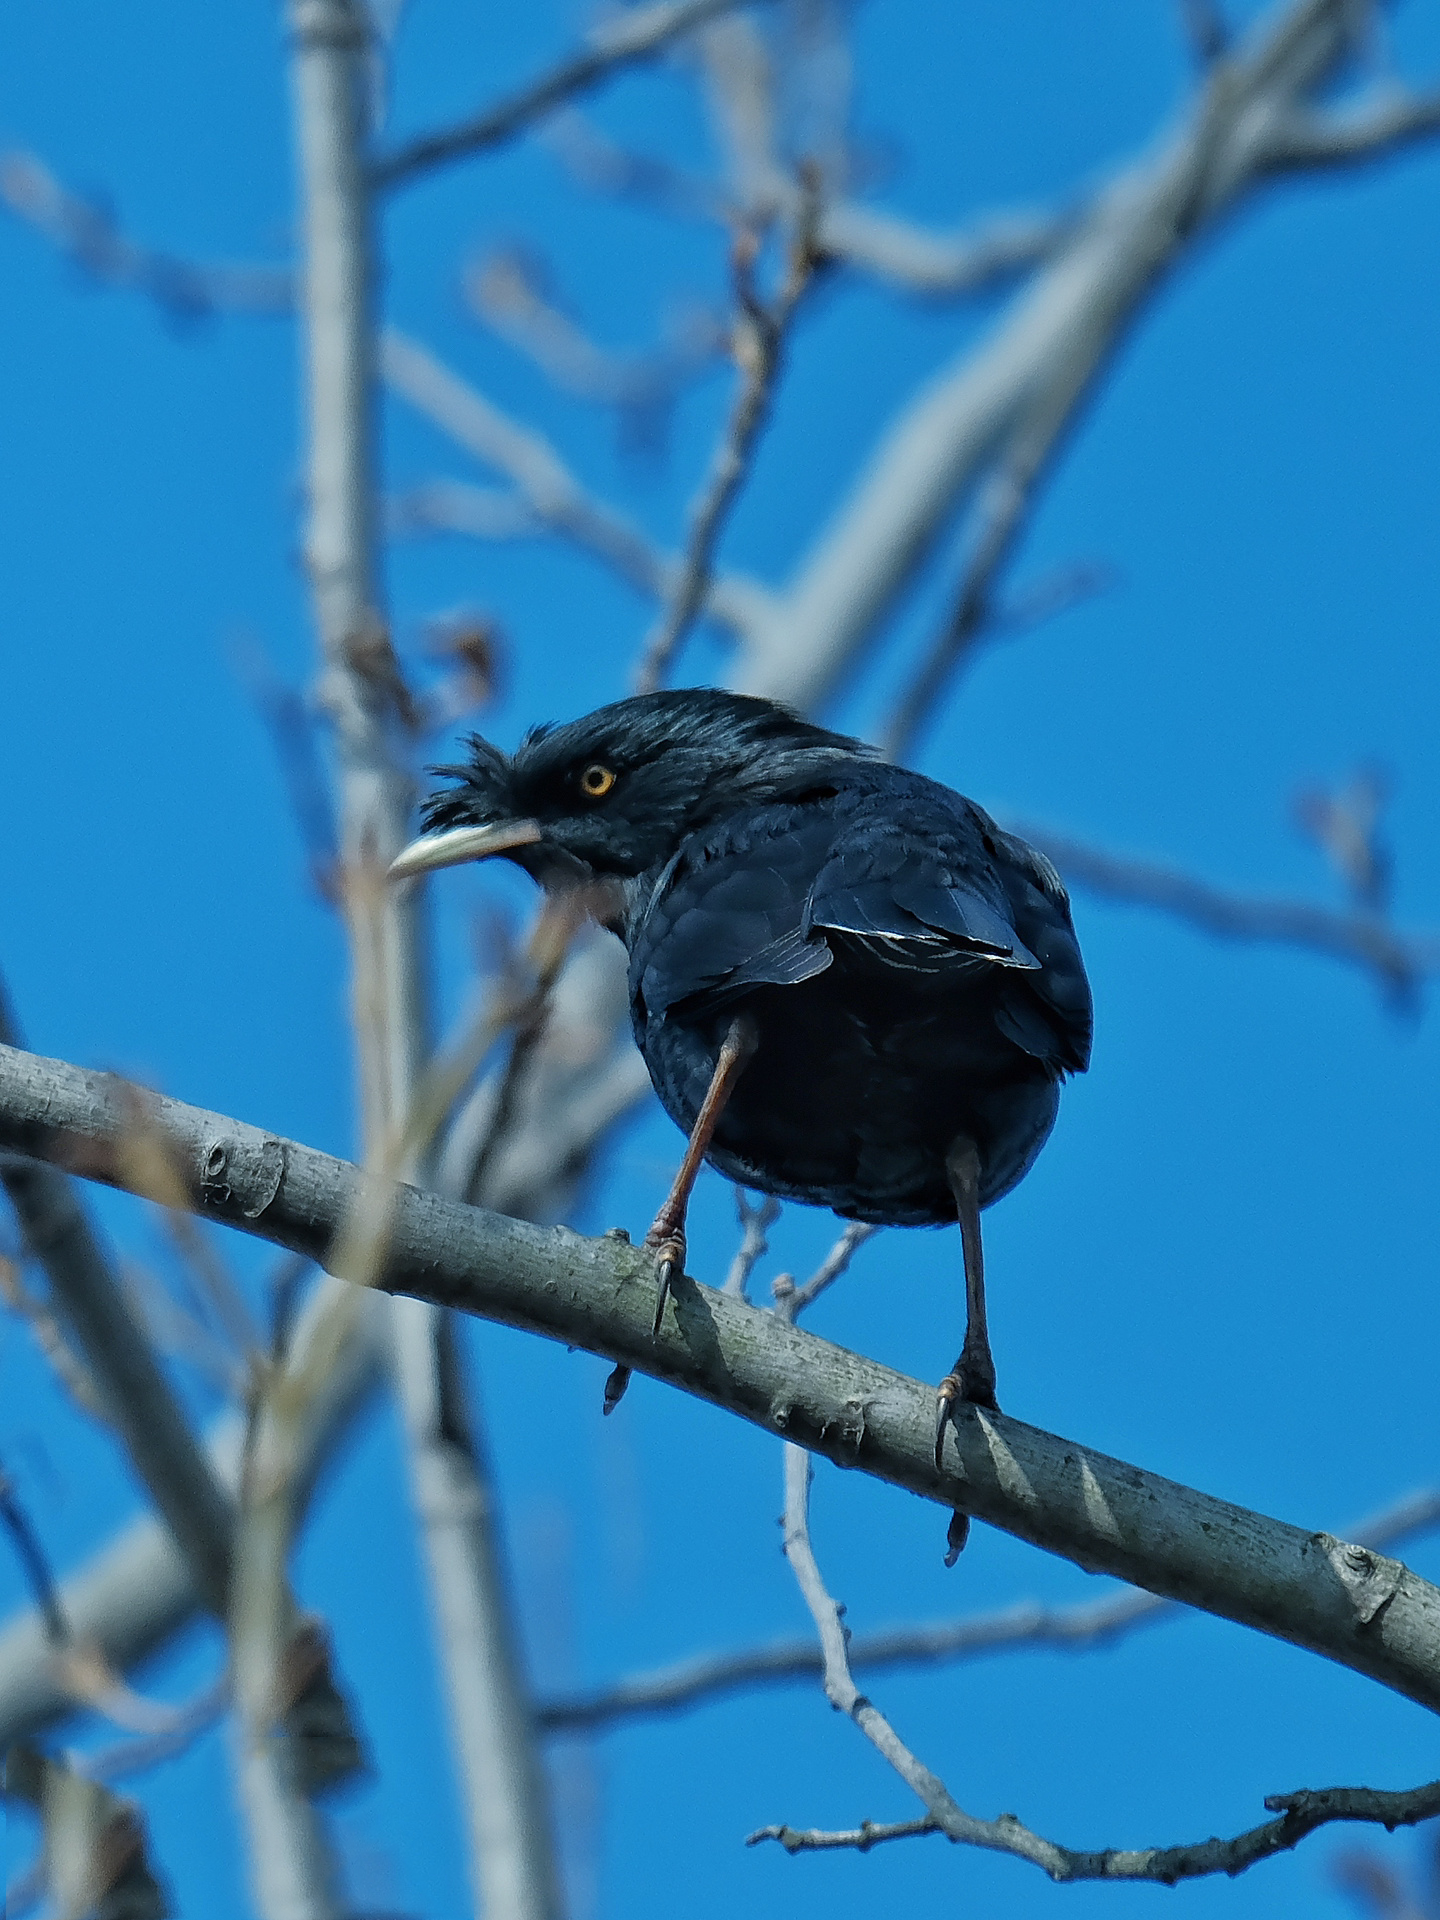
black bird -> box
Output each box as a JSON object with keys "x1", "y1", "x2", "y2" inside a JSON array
[{"x1": 392, "y1": 690, "x2": 1091, "y2": 1478}]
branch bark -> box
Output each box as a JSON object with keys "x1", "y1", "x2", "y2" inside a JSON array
[{"x1": 2, "y1": 1042, "x2": 1439, "y2": 1724}]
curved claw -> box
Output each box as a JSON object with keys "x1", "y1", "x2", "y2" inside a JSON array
[
  {"x1": 649, "y1": 1235, "x2": 685, "y2": 1335},
  {"x1": 934, "y1": 1374, "x2": 959, "y2": 1469},
  {"x1": 943, "y1": 1510, "x2": 970, "y2": 1568},
  {"x1": 602, "y1": 1363, "x2": 632, "y2": 1415}
]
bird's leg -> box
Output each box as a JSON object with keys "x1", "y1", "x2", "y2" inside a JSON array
[
  {"x1": 644, "y1": 1014, "x2": 758, "y2": 1333},
  {"x1": 935, "y1": 1133, "x2": 998, "y2": 1439},
  {"x1": 603, "y1": 1014, "x2": 759, "y2": 1416}
]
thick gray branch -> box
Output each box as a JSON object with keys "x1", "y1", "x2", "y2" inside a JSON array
[
  {"x1": 0, "y1": 992, "x2": 235, "y2": 1619},
  {"x1": 2, "y1": 1042, "x2": 1439, "y2": 1722}
]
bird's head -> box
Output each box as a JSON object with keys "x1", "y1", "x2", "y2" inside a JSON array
[{"x1": 390, "y1": 689, "x2": 870, "y2": 891}]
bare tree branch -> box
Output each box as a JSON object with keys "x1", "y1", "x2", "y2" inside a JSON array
[
  {"x1": 749, "y1": 1779, "x2": 1440, "y2": 1883},
  {"x1": 4, "y1": 1043, "x2": 1440, "y2": 1724},
  {"x1": 634, "y1": 173, "x2": 828, "y2": 691},
  {"x1": 0, "y1": 1275, "x2": 388, "y2": 1753},
  {"x1": 289, "y1": 4, "x2": 564, "y2": 1911},
  {"x1": 0, "y1": 975, "x2": 237, "y2": 1620},
  {"x1": 535, "y1": 1487, "x2": 1440, "y2": 1732},
  {"x1": 721, "y1": 1189, "x2": 780, "y2": 1299},
  {"x1": 879, "y1": 384, "x2": 1090, "y2": 762},
  {"x1": 546, "y1": 104, "x2": 1072, "y2": 297},
  {"x1": 0, "y1": 149, "x2": 293, "y2": 318},
  {"x1": 734, "y1": 0, "x2": 1440, "y2": 712},
  {"x1": 758, "y1": 1396, "x2": 1440, "y2": 1886},
  {"x1": 371, "y1": 0, "x2": 764, "y2": 191},
  {"x1": 1014, "y1": 822, "x2": 1440, "y2": 998},
  {"x1": 382, "y1": 328, "x2": 773, "y2": 640},
  {"x1": 4, "y1": 1744, "x2": 169, "y2": 1920},
  {"x1": 1264, "y1": 88, "x2": 1440, "y2": 169}
]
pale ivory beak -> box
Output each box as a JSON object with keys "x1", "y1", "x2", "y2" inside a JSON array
[{"x1": 387, "y1": 819, "x2": 545, "y2": 881}]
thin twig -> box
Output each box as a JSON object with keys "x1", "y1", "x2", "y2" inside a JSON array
[
  {"x1": 534, "y1": 1487, "x2": 1440, "y2": 1733},
  {"x1": 750, "y1": 1779, "x2": 1440, "y2": 1882},
  {"x1": 371, "y1": 0, "x2": 764, "y2": 191},
  {"x1": 634, "y1": 174, "x2": 829, "y2": 691},
  {"x1": 465, "y1": 245, "x2": 724, "y2": 441},
  {"x1": 760, "y1": 1434, "x2": 1440, "y2": 1885},
  {"x1": 721, "y1": 1190, "x2": 780, "y2": 1298},
  {"x1": 788, "y1": 1221, "x2": 877, "y2": 1317}
]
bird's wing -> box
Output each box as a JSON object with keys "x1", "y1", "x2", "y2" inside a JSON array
[
  {"x1": 985, "y1": 819, "x2": 1093, "y2": 1074},
  {"x1": 806, "y1": 845, "x2": 1040, "y2": 967},
  {"x1": 629, "y1": 816, "x2": 834, "y2": 1025}
]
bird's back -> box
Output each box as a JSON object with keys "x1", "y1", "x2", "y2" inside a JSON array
[{"x1": 626, "y1": 765, "x2": 1091, "y2": 1226}]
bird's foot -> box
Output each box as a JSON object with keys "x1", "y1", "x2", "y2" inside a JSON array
[
  {"x1": 602, "y1": 1364, "x2": 632, "y2": 1416},
  {"x1": 935, "y1": 1351, "x2": 997, "y2": 1567},
  {"x1": 933, "y1": 1355, "x2": 999, "y2": 1465},
  {"x1": 643, "y1": 1224, "x2": 687, "y2": 1336}
]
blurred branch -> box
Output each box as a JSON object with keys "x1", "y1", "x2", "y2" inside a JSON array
[
  {"x1": 435, "y1": 931, "x2": 653, "y2": 1222},
  {"x1": 382, "y1": 328, "x2": 774, "y2": 639},
  {"x1": 1294, "y1": 762, "x2": 1392, "y2": 915},
  {"x1": 635, "y1": 172, "x2": 829, "y2": 691},
  {"x1": 1264, "y1": 87, "x2": 1440, "y2": 169},
  {"x1": 0, "y1": 149, "x2": 292, "y2": 319},
  {"x1": 817, "y1": 200, "x2": 1070, "y2": 296},
  {"x1": 878, "y1": 376, "x2": 1098, "y2": 762},
  {"x1": 546, "y1": 107, "x2": 1072, "y2": 296},
  {"x1": 0, "y1": 1252, "x2": 111, "y2": 1426},
  {"x1": 735, "y1": 0, "x2": 1440, "y2": 713},
  {"x1": 1333, "y1": 1846, "x2": 1435, "y2": 1920},
  {"x1": 0, "y1": 973, "x2": 237, "y2": 1619},
  {"x1": 536, "y1": 1485, "x2": 1440, "y2": 1733},
  {"x1": 0, "y1": 1456, "x2": 68, "y2": 1644},
  {"x1": 720, "y1": 1190, "x2": 779, "y2": 1299},
  {"x1": 230, "y1": 1340, "x2": 349, "y2": 1920},
  {"x1": 0, "y1": 950, "x2": 642, "y2": 1757},
  {"x1": 371, "y1": 0, "x2": 764, "y2": 191},
  {"x1": 289, "y1": 3, "x2": 563, "y2": 1912},
  {"x1": 1013, "y1": 822, "x2": 1440, "y2": 999},
  {"x1": 4, "y1": 1745, "x2": 169, "y2": 1920},
  {"x1": 465, "y1": 244, "x2": 725, "y2": 442},
  {"x1": 7, "y1": 1045, "x2": 1440, "y2": 1725},
  {"x1": 0, "y1": 1274, "x2": 388, "y2": 1752}
]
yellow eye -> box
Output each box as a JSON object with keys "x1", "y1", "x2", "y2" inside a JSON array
[{"x1": 579, "y1": 763, "x2": 616, "y2": 798}]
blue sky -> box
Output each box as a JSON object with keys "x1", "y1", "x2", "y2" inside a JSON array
[{"x1": 2, "y1": 3, "x2": 1439, "y2": 1917}]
